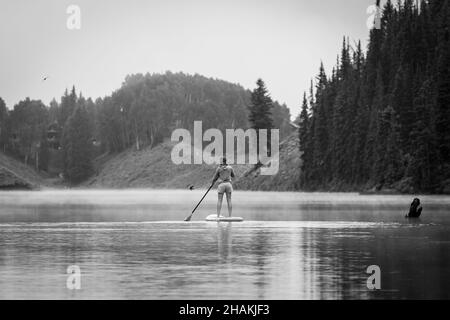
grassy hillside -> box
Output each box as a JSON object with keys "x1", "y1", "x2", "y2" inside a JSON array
[
  {"x1": 85, "y1": 139, "x2": 250, "y2": 189},
  {"x1": 85, "y1": 133, "x2": 301, "y2": 191},
  {"x1": 1, "y1": 131, "x2": 301, "y2": 191},
  {"x1": 0, "y1": 152, "x2": 56, "y2": 189},
  {"x1": 234, "y1": 132, "x2": 301, "y2": 191}
]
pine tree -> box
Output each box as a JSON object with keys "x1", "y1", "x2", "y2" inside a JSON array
[
  {"x1": 408, "y1": 80, "x2": 439, "y2": 191},
  {"x1": 0, "y1": 97, "x2": 8, "y2": 152},
  {"x1": 311, "y1": 63, "x2": 328, "y2": 184},
  {"x1": 381, "y1": 106, "x2": 404, "y2": 185},
  {"x1": 248, "y1": 79, "x2": 274, "y2": 157},
  {"x1": 59, "y1": 86, "x2": 77, "y2": 127},
  {"x1": 298, "y1": 93, "x2": 309, "y2": 156},
  {"x1": 62, "y1": 104, "x2": 93, "y2": 184},
  {"x1": 248, "y1": 79, "x2": 274, "y2": 130}
]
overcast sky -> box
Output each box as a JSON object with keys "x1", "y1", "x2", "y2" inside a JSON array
[{"x1": 0, "y1": 0, "x2": 379, "y2": 117}]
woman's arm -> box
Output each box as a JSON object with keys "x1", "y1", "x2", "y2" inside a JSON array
[{"x1": 212, "y1": 168, "x2": 219, "y2": 185}]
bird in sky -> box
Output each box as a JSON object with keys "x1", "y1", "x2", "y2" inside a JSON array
[{"x1": 42, "y1": 76, "x2": 49, "y2": 82}]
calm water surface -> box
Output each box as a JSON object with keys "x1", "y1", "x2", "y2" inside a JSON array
[{"x1": 0, "y1": 190, "x2": 449, "y2": 299}]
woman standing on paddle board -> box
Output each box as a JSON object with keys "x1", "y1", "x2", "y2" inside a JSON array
[{"x1": 212, "y1": 157, "x2": 235, "y2": 218}]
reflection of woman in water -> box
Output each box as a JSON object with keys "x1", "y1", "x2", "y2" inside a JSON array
[
  {"x1": 406, "y1": 198, "x2": 423, "y2": 218},
  {"x1": 217, "y1": 223, "x2": 233, "y2": 262}
]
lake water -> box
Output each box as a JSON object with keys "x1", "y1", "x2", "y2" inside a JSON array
[{"x1": 0, "y1": 190, "x2": 449, "y2": 300}]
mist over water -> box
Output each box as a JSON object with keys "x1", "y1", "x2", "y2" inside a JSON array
[{"x1": 0, "y1": 190, "x2": 449, "y2": 299}]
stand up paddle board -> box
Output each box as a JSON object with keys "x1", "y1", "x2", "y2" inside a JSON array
[{"x1": 205, "y1": 215, "x2": 244, "y2": 222}]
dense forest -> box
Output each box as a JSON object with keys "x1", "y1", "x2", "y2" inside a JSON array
[
  {"x1": 0, "y1": 73, "x2": 292, "y2": 184},
  {"x1": 1, "y1": 0, "x2": 448, "y2": 193},
  {"x1": 298, "y1": 0, "x2": 450, "y2": 193}
]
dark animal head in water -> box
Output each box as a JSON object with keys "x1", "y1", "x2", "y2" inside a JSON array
[{"x1": 408, "y1": 198, "x2": 423, "y2": 218}]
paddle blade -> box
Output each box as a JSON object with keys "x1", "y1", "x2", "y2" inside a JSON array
[{"x1": 184, "y1": 214, "x2": 193, "y2": 222}]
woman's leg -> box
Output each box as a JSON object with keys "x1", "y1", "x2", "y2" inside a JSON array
[
  {"x1": 217, "y1": 193, "x2": 224, "y2": 217},
  {"x1": 226, "y1": 192, "x2": 232, "y2": 217}
]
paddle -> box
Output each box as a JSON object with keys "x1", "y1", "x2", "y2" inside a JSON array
[{"x1": 184, "y1": 181, "x2": 215, "y2": 222}]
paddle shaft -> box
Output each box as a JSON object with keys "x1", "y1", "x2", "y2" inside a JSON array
[
  {"x1": 185, "y1": 182, "x2": 215, "y2": 221},
  {"x1": 192, "y1": 183, "x2": 214, "y2": 213}
]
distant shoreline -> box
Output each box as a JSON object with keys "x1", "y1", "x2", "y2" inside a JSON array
[{"x1": 2, "y1": 185, "x2": 448, "y2": 197}]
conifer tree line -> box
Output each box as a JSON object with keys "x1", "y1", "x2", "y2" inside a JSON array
[
  {"x1": 0, "y1": 73, "x2": 291, "y2": 184},
  {"x1": 298, "y1": 0, "x2": 450, "y2": 193}
]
